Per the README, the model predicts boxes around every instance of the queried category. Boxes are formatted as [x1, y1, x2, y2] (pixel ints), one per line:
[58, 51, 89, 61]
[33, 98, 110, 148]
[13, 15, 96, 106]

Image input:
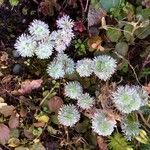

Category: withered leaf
[0, 105, 15, 117]
[143, 83, 150, 94]
[18, 79, 43, 94]
[9, 112, 19, 129]
[97, 136, 108, 150]
[88, 5, 106, 28]
[48, 96, 63, 113]
[88, 35, 104, 52]
[0, 124, 10, 145]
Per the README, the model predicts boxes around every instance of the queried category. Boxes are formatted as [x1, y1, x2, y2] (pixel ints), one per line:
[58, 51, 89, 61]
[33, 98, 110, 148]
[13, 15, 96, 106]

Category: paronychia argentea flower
[35, 39, 54, 59]
[93, 55, 117, 81]
[112, 85, 142, 113]
[76, 58, 94, 77]
[28, 19, 50, 41]
[58, 104, 80, 127]
[57, 53, 75, 74]
[92, 111, 116, 136]
[56, 15, 74, 30]
[14, 34, 36, 57]
[47, 60, 65, 79]
[64, 81, 83, 99]
[121, 116, 140, 141]
[77, 93, 95, 109]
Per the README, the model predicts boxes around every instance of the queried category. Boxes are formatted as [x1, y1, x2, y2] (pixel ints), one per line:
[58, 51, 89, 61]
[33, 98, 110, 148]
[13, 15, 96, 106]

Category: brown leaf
[1, 75, 13, 84]
[8, 138, 20, 147]
[20, 107, 28, 118]
[74, 21, 86, 32]
[48, 96, 63, 113]
[0, 124, 10, 145]
[24, 129, 34, 140]
[143, 83, 150, 94]
[39, 0, 60, 16]
[34, 122, 45, 128]
[88, 36, 104, 52]
[88, 5, 106, 28]
[97, 136, 108, 150]
[8, 112, 19, 129]
[18, 79, 43, 94]
[0, 105, 15, 117]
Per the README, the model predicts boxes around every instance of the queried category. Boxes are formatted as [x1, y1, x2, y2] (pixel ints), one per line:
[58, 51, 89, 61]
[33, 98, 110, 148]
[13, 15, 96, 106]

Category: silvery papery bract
[58, 104, 80, 127]
[76, 58, 94, 77]
[121, 116, 140, 141]
[92, 112, 116, 136]
[35, 39, 54, 59]
[77, 93, 95, 109]
[56, 15, 74, 30]
[47, 54, 75, 79]
[54, 29, 74, 53]
[57, 53, 75, 74]
[135, 86, 149, 106]
[112, 85, 142, 114]
[28, 19, 50, 41]
[47, 60, 65, 79]
[93, 55, 117, 81]
[64, 81, 83, 99]
[14, 34, 36, 57]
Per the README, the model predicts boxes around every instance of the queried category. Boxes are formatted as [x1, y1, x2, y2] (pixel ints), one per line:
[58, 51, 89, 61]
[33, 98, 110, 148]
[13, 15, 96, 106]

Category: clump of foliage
[92, 111, 116, 136]
[58, 104, 80, 127]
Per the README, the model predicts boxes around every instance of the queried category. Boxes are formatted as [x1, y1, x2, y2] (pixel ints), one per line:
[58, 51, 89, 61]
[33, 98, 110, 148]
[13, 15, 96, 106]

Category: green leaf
[99, 0, 124, 11]
[134, 26, 150, 39]
[9, 0, 19, 6]
[141, 9, 150, 20]
[15, 147, 29, 150]
[75, 119, 90, 133]
[106, 28, 122, 42]
[115, 42, 128, 56]
[47, 126, 57, 135]
[108, 133, 133, 150]
[29, 142, 45, 150]
[124, 24, 134, 42]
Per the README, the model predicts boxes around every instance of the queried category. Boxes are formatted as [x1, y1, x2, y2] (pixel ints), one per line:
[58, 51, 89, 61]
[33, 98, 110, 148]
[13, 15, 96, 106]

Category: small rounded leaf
[48, 96, 63, 113]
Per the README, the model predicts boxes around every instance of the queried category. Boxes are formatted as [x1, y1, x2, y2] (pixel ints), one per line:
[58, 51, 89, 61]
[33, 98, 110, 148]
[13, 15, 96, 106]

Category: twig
[64, 126, 70, 143]
[79, 0, 85, 18]
[114, 51, 142, 86]
[84, 0, 89, 12]
[138, 111, 150, 128]
[39, 83, 57, 106]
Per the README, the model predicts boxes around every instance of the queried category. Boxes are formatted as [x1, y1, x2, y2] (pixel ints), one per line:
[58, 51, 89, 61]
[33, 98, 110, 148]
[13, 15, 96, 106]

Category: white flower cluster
[14, 15, 74, 58]
[112, 85, 149, 114]
[58, 81, 95, 127]
[121, 116, 140, 141]
[76, 55, 117, 80]
[92, 111, 116, 136]
[47, 53, 75, 79]
[58, 104, 80, 127]
[64, 81, 95, 109]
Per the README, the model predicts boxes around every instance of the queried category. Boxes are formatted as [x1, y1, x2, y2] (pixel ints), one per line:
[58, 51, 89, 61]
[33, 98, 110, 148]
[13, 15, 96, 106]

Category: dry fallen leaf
[18, 79, 43, 94]
[0, 123, 10, 145]
[97, 136, 108, 150]
[48, 96, 63, 113]
[88, 5, 107, 28]
[8, 138, 20, 147]
[143, 83, 150, 94]
[74, 21, 86, 32]
[35, 115, 49, 123]
[39, 0, 60, 16]
[9, 112, 19, 129]
[0, 105, 15, 117]
[88, 35, 105, 52]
